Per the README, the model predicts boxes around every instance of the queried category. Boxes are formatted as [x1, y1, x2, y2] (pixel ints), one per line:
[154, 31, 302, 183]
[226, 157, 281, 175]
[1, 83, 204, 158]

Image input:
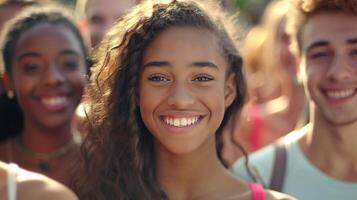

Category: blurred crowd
[0, 0, 356, 199]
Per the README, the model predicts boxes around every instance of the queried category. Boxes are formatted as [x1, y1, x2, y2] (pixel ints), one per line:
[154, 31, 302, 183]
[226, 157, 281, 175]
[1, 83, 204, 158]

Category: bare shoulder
[16, 168, 78, 200]
[265, 190, 297, 200]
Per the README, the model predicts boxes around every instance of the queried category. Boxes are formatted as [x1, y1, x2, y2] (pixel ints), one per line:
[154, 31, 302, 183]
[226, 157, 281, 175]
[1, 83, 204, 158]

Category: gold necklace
[14, 135, 78, 171]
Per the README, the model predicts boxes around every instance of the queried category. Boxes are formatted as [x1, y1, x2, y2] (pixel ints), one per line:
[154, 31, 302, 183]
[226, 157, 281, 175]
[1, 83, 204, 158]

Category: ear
[224, 73, 237, 108]
[1, 73, 13, 92]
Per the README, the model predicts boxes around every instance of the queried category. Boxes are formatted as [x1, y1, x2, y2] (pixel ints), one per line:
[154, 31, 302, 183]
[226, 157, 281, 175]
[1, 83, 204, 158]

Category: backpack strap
[269, 142, 287, 192]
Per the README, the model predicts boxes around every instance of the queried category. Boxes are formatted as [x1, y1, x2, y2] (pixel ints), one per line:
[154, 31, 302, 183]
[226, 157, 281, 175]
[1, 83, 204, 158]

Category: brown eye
[350, 49, 357, 56]
[62, 60, 79, 70]
[23, 63, 40, 72]
[19, 57, 43, 74]
[193, 75, 214, 82]
[58, 53, 81, 72]
[148, 74, 170, 82]
[310, 52, 330, 59]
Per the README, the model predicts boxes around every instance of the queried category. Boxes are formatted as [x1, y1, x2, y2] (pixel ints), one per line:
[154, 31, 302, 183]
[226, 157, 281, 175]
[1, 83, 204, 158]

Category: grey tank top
[7, 163, 18, 200]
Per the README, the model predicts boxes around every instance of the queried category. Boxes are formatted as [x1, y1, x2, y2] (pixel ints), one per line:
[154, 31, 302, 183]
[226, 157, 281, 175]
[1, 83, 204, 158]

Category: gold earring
[7, 90, 14, 99]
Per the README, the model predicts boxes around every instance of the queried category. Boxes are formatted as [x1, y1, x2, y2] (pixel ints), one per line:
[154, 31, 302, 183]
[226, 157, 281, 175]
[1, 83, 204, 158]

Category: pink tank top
[249, 105, 263, 151]
[249, 182, 265, 200]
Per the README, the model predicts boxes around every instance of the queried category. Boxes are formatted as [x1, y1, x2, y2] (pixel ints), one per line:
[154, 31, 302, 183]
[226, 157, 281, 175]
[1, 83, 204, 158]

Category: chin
[327, 117, 357, 126]
[156, 140, 202, 156]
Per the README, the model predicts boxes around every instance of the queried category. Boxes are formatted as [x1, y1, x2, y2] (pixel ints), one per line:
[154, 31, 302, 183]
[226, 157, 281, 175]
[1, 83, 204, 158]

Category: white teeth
[187, 118, 192, 125]
[326, 89, 354, 99]
[163, 116, 199, 127]
[42, 96, 67, 106]
[173, 119, 180, 126]
[180, 118, 188, 126]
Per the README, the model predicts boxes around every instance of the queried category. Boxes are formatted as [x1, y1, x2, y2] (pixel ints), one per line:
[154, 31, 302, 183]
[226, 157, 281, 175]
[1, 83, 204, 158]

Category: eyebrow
[191, 61, 218, 69]
[60, 50, 80, 56]
[306, 38, 357, 52]
[142, 61, 171, 68]
[142, 61, 219, 69]
[18, 52, 41, 61]
[306, 41, 329, 52]
[18, 50, 80, 61]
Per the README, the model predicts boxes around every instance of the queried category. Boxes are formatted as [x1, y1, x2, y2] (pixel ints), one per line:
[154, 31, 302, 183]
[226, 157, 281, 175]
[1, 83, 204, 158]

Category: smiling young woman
[0, 5, 89, 187]
[71, 1, 296, 200]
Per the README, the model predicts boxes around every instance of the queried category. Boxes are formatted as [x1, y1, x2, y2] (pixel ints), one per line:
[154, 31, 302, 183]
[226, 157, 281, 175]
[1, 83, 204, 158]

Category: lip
[321, 87, 357, 104]
[158, 111, 207, 134]
[39, 93, 71, 112]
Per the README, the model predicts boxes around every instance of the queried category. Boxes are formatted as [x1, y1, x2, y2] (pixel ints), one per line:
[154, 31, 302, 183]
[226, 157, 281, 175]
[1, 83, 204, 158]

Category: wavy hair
[72, 0, 246, 199]
[287, 0, 357, 56]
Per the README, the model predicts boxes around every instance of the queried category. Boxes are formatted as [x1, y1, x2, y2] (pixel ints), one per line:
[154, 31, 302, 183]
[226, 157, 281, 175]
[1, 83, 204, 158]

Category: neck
[155, 138, 229, 200]
[21, 120, 73, 153]
[300, 107, 357, 181]
[310, 111, 357, 158]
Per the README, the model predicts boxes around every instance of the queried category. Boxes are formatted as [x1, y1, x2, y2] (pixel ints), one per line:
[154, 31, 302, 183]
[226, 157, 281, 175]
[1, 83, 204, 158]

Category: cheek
[305, 67, 324, 95]
[138, 89, 161, 137]
[12, 79, 34, 111]
[306, 65, 324, 81]
[198, 84, 227, 115]
[138, 86, 158, 120]
[68, 74, 86, 96]
[12, 72, 34, 96]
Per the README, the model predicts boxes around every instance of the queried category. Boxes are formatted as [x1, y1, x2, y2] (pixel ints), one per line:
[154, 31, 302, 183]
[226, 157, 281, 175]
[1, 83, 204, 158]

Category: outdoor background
[55, 0, 273, 27]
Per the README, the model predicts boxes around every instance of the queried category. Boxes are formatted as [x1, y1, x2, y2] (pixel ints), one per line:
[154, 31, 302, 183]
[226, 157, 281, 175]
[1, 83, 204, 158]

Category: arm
[266, 190, 297, 200]
[17, 169, 78, 200]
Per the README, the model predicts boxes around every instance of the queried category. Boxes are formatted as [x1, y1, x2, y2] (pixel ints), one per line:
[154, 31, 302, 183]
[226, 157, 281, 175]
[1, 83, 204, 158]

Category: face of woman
[8, 23, 86, 130]
[139, 27, 236, 155]
[276, 18, 297, 77]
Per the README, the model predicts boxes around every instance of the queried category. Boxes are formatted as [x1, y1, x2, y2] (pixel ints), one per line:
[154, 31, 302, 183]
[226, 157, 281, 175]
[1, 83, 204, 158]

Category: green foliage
[234, 0, 250, 10]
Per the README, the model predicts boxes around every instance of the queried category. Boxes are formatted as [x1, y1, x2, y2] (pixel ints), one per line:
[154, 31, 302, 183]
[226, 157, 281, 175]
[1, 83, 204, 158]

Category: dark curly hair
[0, 5, 89, 140]
[72, 0, 247, 199]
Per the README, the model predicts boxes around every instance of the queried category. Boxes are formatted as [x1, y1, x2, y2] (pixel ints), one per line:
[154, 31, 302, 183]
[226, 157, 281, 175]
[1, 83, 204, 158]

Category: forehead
[301, 12, 357, 52]
[143, 27, 224, 63]
[14, 23, 83, 56]
[86, 0, 136, 16]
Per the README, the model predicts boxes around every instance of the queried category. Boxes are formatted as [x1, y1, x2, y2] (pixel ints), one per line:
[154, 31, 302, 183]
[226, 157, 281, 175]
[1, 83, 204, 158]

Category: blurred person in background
[0, 5, 88, 187]
[222, 0, 307, 165]
[75, 0, 138, 48]
[72, 0, 138, 134]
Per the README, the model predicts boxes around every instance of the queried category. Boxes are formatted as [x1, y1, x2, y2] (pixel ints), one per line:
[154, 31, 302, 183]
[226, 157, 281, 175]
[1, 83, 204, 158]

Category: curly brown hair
[72, 0, 246, 199]
[287, 0, 357, 55]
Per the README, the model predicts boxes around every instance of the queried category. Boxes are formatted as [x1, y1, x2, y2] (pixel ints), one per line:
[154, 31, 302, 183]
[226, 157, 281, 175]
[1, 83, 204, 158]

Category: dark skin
[0, 23, 86, 187]
[0, 4, 24, 95]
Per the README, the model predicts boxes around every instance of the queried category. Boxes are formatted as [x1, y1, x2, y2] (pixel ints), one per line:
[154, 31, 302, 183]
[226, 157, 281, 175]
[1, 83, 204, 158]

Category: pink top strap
[249, 105, 263, 151]
[249, 182, 266, 200]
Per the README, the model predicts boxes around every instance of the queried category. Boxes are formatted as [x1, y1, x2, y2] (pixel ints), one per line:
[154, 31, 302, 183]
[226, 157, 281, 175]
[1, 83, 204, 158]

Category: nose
[167, 82, 195, 108]
[327, 54, 352, 82]
[42, 63, 65, 86]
